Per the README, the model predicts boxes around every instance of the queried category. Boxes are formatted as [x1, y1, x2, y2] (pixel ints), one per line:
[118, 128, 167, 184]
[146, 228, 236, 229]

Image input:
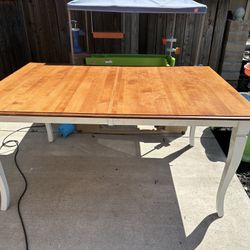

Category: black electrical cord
[0, 125, 45, 250]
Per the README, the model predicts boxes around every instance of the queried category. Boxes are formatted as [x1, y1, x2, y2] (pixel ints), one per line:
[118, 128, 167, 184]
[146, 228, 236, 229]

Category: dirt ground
[211, 127, 250, 198]
[237, 167, 250, 198]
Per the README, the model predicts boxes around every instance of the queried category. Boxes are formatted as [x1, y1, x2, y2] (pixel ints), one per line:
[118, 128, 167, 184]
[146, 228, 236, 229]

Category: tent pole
[68, 9, 75, 64]
[169, 13, 176, 56]
[172, 13, 176, 36]
[90, 11, 94, 33]
[194, 14, 205, 65]
[122, 13, 125, 34]
[122, 13, 126, 52]
[85, 11, 90, 53]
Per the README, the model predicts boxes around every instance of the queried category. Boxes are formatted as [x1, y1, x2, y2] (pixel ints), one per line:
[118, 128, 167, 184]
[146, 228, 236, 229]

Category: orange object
[162, 37, 167, 45]
[244, 62, 250, 76]
[92, 32, 124, 39]
[175, 47, 181, 55]
[0, 63, 250, 119]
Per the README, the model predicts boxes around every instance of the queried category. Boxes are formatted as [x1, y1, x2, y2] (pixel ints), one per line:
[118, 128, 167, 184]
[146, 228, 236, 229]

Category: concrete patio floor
[0, 123, 249, 250]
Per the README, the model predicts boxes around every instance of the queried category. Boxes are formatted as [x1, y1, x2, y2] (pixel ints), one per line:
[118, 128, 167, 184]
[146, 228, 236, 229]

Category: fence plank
[0, 0, 30, 79]
[146, 14, 158, 53]
[138, 14, 148, 53]
[199, 0, 218, 65]
[130, 14, 139, 53]
[208, 0, 230, 71]
[174, 14, 186, 65]
[155, 13, 165, 54]
[54, 0, 69, 62]
[244, 0, 250, 21]
[182, 14, 195, 65]
[124, 13, 131, 53]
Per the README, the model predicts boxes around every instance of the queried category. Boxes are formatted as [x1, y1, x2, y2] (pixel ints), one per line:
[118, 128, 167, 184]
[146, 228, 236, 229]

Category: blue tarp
[67, 0, 207, 14]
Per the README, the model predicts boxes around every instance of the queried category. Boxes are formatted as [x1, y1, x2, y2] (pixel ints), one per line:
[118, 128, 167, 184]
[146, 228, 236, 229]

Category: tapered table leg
[189, 126, 196, 146]
[216, 124, 249, 217]
[45, 123, 54, 142]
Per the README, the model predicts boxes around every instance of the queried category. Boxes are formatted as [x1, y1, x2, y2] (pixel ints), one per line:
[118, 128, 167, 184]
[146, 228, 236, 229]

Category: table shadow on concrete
[200, 128, 226, 163]
[0, 129, 219, 250]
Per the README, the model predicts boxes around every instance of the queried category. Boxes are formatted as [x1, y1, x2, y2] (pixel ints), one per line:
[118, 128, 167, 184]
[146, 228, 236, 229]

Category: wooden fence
[0, 0, 30, 79]
[0, 0, 229, 80]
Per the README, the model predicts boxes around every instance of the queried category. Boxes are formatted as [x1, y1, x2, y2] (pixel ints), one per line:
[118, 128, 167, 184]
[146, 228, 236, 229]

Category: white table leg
[189, 126, 196, 146]
[45, 123, 54, 142]
[0, 160, 10, 211]
[216, 124, 249, 217]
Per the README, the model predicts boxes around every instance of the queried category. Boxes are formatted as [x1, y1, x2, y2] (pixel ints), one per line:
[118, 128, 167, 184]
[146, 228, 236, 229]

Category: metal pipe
[68, 9, 75, 64]
[121, 13, 126, 52]
[122, 13, 126, 34]
[171, 13, 176, 36]
[85, 11, 90, 53]
[194, 14, 206, 65]
[90, 11, 94, 33]
[169, 13, 176, 56]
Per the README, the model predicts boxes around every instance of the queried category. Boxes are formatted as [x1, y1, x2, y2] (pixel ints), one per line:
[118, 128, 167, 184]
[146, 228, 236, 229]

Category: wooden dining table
[0, 62, 250, 217]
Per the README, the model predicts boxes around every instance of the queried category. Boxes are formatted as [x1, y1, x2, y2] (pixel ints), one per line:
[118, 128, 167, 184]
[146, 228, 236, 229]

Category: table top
[0, 63, 250, 120]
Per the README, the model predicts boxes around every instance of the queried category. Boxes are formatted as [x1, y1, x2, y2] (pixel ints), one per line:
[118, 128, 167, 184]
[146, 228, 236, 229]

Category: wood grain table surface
[0, 63, 250, 120]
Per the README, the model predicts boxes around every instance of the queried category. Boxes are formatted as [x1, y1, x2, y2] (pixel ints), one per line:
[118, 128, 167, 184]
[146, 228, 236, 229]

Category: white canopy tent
[67, 0, 207, 64]
[67, 0, 207, 14]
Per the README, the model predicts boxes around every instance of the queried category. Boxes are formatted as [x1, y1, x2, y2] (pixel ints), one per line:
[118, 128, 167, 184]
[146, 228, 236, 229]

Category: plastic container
[58, 124, 76, 137]
[244, 62, 250, 76]
[240, 92, 250, 162]
[71, 20, 83, 53]
[85, 54, 175, 67]
[242, 137, 250, 162]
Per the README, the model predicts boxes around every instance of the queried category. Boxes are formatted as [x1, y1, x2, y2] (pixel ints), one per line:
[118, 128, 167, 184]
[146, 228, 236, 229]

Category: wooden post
[17, 0, 32, 61]
[244, 0, 250, 20]
[130, 13, 139, 53]
[208, 0, 230, 71]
